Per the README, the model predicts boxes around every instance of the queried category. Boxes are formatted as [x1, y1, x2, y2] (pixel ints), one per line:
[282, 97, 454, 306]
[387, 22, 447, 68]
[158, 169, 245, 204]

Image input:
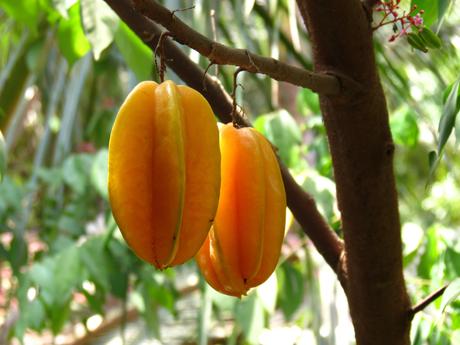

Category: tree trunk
[296, 1, 411, 344]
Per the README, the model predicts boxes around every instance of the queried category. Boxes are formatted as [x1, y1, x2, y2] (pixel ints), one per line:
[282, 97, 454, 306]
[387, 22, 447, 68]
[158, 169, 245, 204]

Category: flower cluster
[373, 0, 424, 42]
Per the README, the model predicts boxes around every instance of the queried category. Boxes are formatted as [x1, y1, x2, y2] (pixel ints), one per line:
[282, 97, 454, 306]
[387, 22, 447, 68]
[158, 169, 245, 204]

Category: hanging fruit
[108, 80, 221, 269]
[196, 123, 286, 297]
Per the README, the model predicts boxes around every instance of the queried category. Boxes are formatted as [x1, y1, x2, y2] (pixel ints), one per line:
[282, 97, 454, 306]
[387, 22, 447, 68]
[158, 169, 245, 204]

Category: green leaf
[0, 0, 42, 32]
[80, 0, 119, 60]
[57, 2, 91, 65]
[234, 293, 265, 344]
[139, 268, 177, 337]
[244, 0, 256, 17]
[419, 27, 442, 49]
[254, 109, 302, 168]
[80, 237, 111, 291]
[411, 0, 438, 27]
[437, 0, 451, 26]
[51, 0, 77, 19]
[62, 154, 92, 194]
[297, 87, 321, 114]
[417, 227, 439, 279]
[108, 261, 128, 299]
[91, 149, 109, 200]
[50, 301, 71, 334]
[53, 245, 82, 302]
[0, 130, 6, 182]
[26, 300, 46, 331]
[81, 286, 105, 314]
[29, 260, 56, 307]
[29, 245, 82, 311]
[277, 262, 304, 320]
[445, 248, 460, 278]
[0, 177, 24, 215]
[9, 234, 28, 275]
[440, 279, 460, 313]
[390, 107, 419, 147]
[209, 287, 237, 312]
[302, 171, 336, 220]
[438, 79, 460, 153]
[407, 33, 428, 53]
[114, 22, 154, 81]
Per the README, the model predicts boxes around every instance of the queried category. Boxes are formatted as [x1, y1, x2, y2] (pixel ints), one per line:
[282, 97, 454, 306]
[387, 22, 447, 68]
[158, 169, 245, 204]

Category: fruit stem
[231, 67, 246, 128]
[155, 31, 173, 82]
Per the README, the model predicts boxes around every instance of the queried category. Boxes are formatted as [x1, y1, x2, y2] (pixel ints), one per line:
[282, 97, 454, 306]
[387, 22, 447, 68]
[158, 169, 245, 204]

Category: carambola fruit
[108, 80, 221, 269]
[196, 123, 287, 297]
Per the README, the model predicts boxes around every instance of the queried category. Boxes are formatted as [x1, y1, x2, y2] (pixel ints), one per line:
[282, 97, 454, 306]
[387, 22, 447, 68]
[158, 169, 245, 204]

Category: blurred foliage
[0, 0, 459, 344]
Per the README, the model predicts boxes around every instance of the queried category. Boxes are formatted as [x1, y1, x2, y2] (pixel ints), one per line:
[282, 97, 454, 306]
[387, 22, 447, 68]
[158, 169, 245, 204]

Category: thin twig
[409, 283, 449, 317]
[231, 68, 246, 127]
[154, 31, 173, 82]
[201, 61, 215, 91]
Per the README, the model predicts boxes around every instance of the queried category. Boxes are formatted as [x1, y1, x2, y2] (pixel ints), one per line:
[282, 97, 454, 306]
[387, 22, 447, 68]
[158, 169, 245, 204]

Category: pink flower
[413, 14, 423, 26]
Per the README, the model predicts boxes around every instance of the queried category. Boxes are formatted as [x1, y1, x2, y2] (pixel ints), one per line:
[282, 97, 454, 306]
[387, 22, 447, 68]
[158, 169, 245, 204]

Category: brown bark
[296, 1, 411, 344]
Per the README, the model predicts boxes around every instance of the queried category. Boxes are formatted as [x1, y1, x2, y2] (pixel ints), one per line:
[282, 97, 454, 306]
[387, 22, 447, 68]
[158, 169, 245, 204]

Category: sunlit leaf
[62, 154, 92, 194]
[53, 245, 82, 302]
[302, 171, 336, 220]
[26, 300, 46, 331]
[445, 248, 460, 278]
[402, 222, 424, 266]
[390, 107, 419, 147]
[417, 227, 439, 279]
[438, 79, 460, 153]
[411, 0, 438, 27]
[80, 237, 111, 291]
[440, 279, 460, 313]
[297, 87, 321, 114]
[254, 109, 302, 168]
[235, 293, 265, 344]
[80, 0, 119, 60]
[57, 2, 91, 65]
[244, 0, 256, 17]
[91, 149, 108, 200]
[209, 286, 237, 311]
[0, 0, 42, 32]
[437, 0, 451, 28]
[114, 22, 153, 81]
[51, 0, 77, 19]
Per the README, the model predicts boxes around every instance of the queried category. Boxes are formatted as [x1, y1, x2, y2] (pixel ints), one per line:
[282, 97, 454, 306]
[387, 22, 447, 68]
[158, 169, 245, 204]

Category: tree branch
[131, 0, 343, 95]
[104, 0, 344, 276]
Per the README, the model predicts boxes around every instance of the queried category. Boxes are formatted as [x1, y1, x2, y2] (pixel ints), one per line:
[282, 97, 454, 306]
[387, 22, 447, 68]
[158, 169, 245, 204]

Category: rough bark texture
[296, 0, 411, 344]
